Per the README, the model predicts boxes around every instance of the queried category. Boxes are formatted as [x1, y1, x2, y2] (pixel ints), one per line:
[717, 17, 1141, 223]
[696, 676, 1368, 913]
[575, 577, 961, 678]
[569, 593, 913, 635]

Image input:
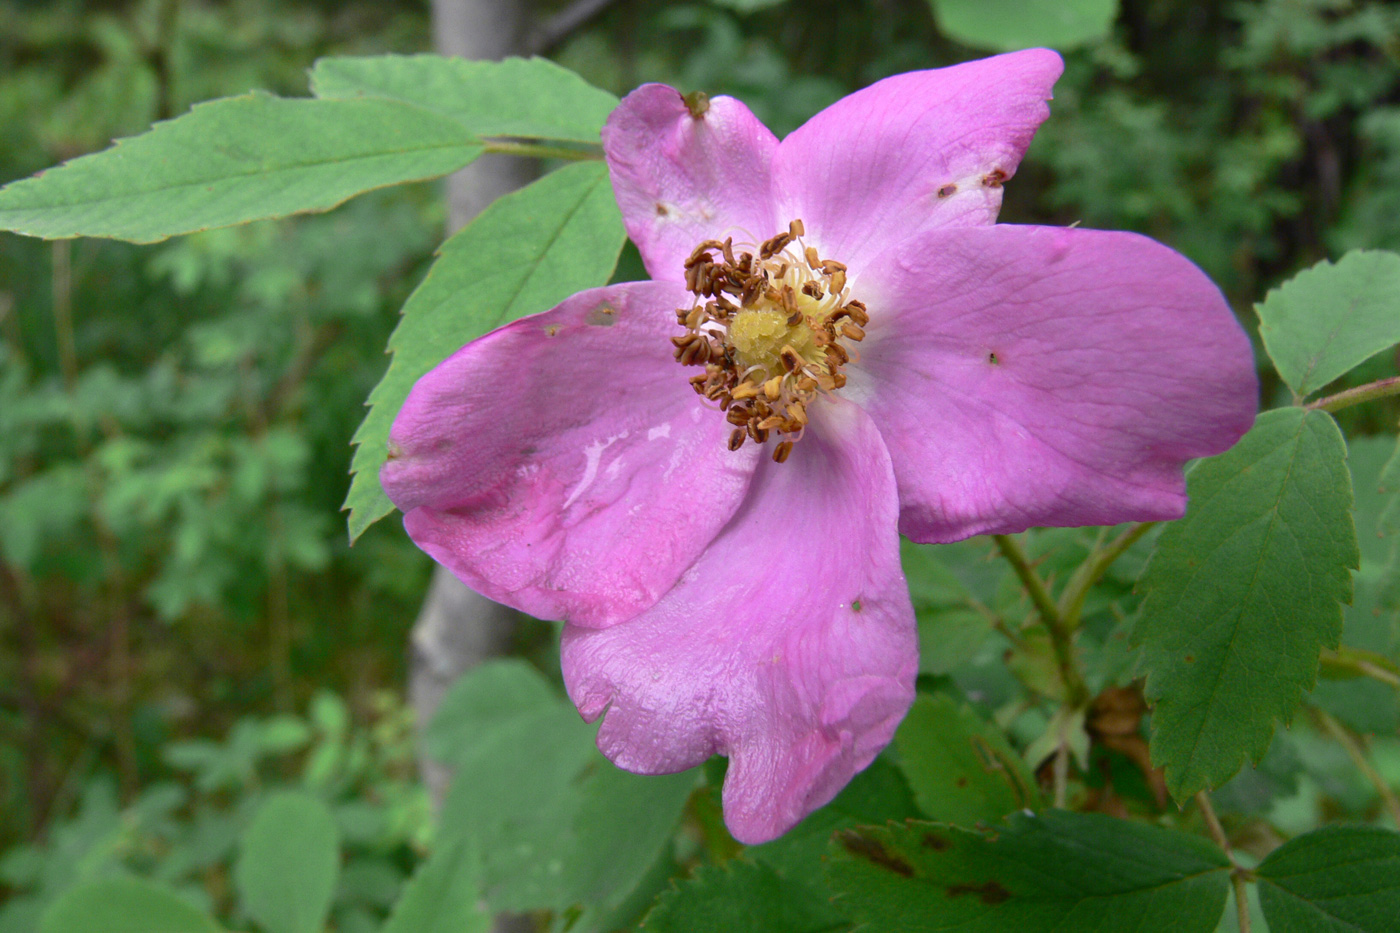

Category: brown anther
[801, 281, 823, 299]
[731, 381, 761, 400]
[728, 429, 746, 451]
[757, 414, 786, 431]
[779, 346, 804, 372]
[726, 408, 749, 426]
[829, 270, 847, 294]
[763, 376, 782, 400]
[754, 427, 769, 443]
[831, 371, 847, 389]
[786, 310, 803, 326]
[845, 301, 869, 326]
[747, 420, 764, 442]
[805, 246, 821, 269]
[826, 342, 849, 365]
[840, 322, 865, 341]
[671, 335, 691, 348]
[786, 402, 808, 425]
[773, 440, 794, 463]
[722, 238, 736, 266]
[789, 219, 805, 238]
[820, 259, 846, 274]
[796, 376, 819, 393]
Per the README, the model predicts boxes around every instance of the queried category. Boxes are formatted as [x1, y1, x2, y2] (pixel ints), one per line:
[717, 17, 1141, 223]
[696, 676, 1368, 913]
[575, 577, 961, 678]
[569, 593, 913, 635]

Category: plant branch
[1306, 375, 1400, 413]
[1233, 874, 1253, 933]
[1058, 522, 1157, 629]
[1196, 791, 1253, 932]
[992, 534, 1089, 707]
[481, 138, 605, 161]
[1312, 707, 1400, 830]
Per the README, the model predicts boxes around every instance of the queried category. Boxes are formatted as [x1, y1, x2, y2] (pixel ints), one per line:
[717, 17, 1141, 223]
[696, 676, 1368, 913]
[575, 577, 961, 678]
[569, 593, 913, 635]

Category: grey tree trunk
[414, 0, 534, 805]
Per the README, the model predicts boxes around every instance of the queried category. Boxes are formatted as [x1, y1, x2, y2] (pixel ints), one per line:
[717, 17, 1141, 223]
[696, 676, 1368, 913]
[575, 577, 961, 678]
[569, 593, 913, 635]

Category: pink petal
[602, 84, 779, 282]
[381, 282, 760, 627]
[849, 225, 1258, 543]
[561, 401, 917, 845]
[772, 49, 1063, 273]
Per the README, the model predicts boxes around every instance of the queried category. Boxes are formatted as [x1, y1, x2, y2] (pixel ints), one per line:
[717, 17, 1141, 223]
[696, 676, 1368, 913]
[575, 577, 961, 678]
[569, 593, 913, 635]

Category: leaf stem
[1306, 375, 1400, 414]
[481, 138, 605, 161]
[1233, 874, 1253, 933]
[1319, 647, 1400, 689]
[1197, 791, 1253, 932]
[1057, 522, 1158, 629]
[1312, 707, 1400, 830]
[992, 534, 1089, 707]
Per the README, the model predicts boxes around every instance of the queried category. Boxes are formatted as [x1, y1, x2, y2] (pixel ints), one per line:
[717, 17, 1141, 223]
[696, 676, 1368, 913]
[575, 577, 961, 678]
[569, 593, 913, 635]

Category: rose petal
[772, 49, 1063, 273]
[561, 401, 917, 844]
[848, 224, 1258, 542]
[602, 84, 780, 282]
[381, 281, 760, 626]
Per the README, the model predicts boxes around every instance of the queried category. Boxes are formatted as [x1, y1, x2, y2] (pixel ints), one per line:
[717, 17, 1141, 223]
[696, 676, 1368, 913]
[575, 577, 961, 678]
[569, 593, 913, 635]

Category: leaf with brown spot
[825, 811, 1230, 932]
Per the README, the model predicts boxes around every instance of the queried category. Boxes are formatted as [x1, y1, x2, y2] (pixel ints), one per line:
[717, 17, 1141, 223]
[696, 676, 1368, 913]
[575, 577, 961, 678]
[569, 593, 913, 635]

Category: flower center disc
[672, 220, 868, 463]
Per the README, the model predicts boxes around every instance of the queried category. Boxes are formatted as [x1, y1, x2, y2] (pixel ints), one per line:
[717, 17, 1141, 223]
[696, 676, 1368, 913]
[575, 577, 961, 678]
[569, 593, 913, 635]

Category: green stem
[1312, 707, 1400, 831]
[992, 534, 1089, 706]
[1320, 647, 1400, 689]
[1057, 522, 1157, 629]
[1306, 375, 1400, 414]
[1196, 791, 1253, 932]
[481, 138, 605, 161]
[1233, 874, 1253, 933]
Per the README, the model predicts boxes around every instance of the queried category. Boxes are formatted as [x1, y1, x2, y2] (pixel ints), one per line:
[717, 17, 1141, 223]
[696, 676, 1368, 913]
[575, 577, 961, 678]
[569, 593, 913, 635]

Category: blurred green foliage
[3, 0, 1400, 930]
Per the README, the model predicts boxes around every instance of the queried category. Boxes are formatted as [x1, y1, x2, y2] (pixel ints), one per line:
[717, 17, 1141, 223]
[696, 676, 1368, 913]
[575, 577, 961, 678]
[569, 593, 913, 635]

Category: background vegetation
[2, 1, 1398, 931]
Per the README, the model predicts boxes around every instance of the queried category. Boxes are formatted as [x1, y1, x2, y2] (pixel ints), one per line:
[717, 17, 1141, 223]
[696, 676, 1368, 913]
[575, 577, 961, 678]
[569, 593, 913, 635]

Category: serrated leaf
[380, 839, 491, 933]
[311, 55, 617, 143]
[39, 877, 221, 933]
[0, 94, 480, 242]
[825, 811, 1230, 932]
[1257, 825, 1400, 932]
[344, 160, 625, 538]
[929, 0, 1117, 51]
[893, 694, 1038, 824]
[234, 791, 340, 933]
[1135, 407, 1357, 800]
[642, 860, 842, 933]
[1380, 435, 1399, 540]
[1257, 250, 1400, 398]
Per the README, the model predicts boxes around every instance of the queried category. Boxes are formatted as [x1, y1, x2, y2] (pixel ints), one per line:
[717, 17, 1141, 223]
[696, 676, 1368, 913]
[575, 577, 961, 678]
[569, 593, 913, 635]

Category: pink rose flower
[381, 49, 1257, 844]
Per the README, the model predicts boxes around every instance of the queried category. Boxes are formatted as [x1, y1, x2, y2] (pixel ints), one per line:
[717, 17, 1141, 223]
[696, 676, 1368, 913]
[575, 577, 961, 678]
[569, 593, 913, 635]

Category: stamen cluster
[671, 219, 869, 463]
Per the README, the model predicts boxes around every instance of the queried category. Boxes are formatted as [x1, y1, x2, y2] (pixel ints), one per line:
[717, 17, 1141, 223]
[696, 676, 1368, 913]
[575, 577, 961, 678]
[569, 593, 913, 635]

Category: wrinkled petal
[849, 225, 1258, 542]
[561, 401, 917, 844]
[382, 282, 760, 626]
[603, 84, 779, 282]
[772, 49, 1063, 273]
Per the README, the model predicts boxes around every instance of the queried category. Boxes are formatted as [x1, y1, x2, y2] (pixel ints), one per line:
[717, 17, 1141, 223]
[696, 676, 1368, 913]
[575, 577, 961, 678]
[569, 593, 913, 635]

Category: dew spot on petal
[937, 183, 958, 198]
[655, 202, 670, 217]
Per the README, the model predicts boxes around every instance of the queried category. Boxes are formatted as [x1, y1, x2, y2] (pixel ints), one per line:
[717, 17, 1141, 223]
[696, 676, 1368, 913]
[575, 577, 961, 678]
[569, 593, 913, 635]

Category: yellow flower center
[671, 220, 868, 462]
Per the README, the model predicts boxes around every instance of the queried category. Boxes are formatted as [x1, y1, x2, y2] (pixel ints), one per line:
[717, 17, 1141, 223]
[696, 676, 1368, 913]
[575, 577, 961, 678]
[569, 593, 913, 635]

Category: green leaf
[380, 839, 491, 933]
[1380, 434, 1400, 541]
[901, 539, 996, 675]
[642, 860, 843, 933]
[1257, 825, 1400, 932]
[893, 694, 1038, 824]
[825, 811, 1230, 932]
[1135, 407, 1357, 800]
[39, 878, 221, 933]
[928, 0, 1117, 51]
[1257, 250, 1400, 398]
[310, 55, 617, 143]
[344, 160, 626, 538]
[433, 663, 693, 914]
[1312, 435, 1400, 733]
[0, 94, 480, 242]
[234, 791, 340, 933]
[423, 658, 557, 763]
